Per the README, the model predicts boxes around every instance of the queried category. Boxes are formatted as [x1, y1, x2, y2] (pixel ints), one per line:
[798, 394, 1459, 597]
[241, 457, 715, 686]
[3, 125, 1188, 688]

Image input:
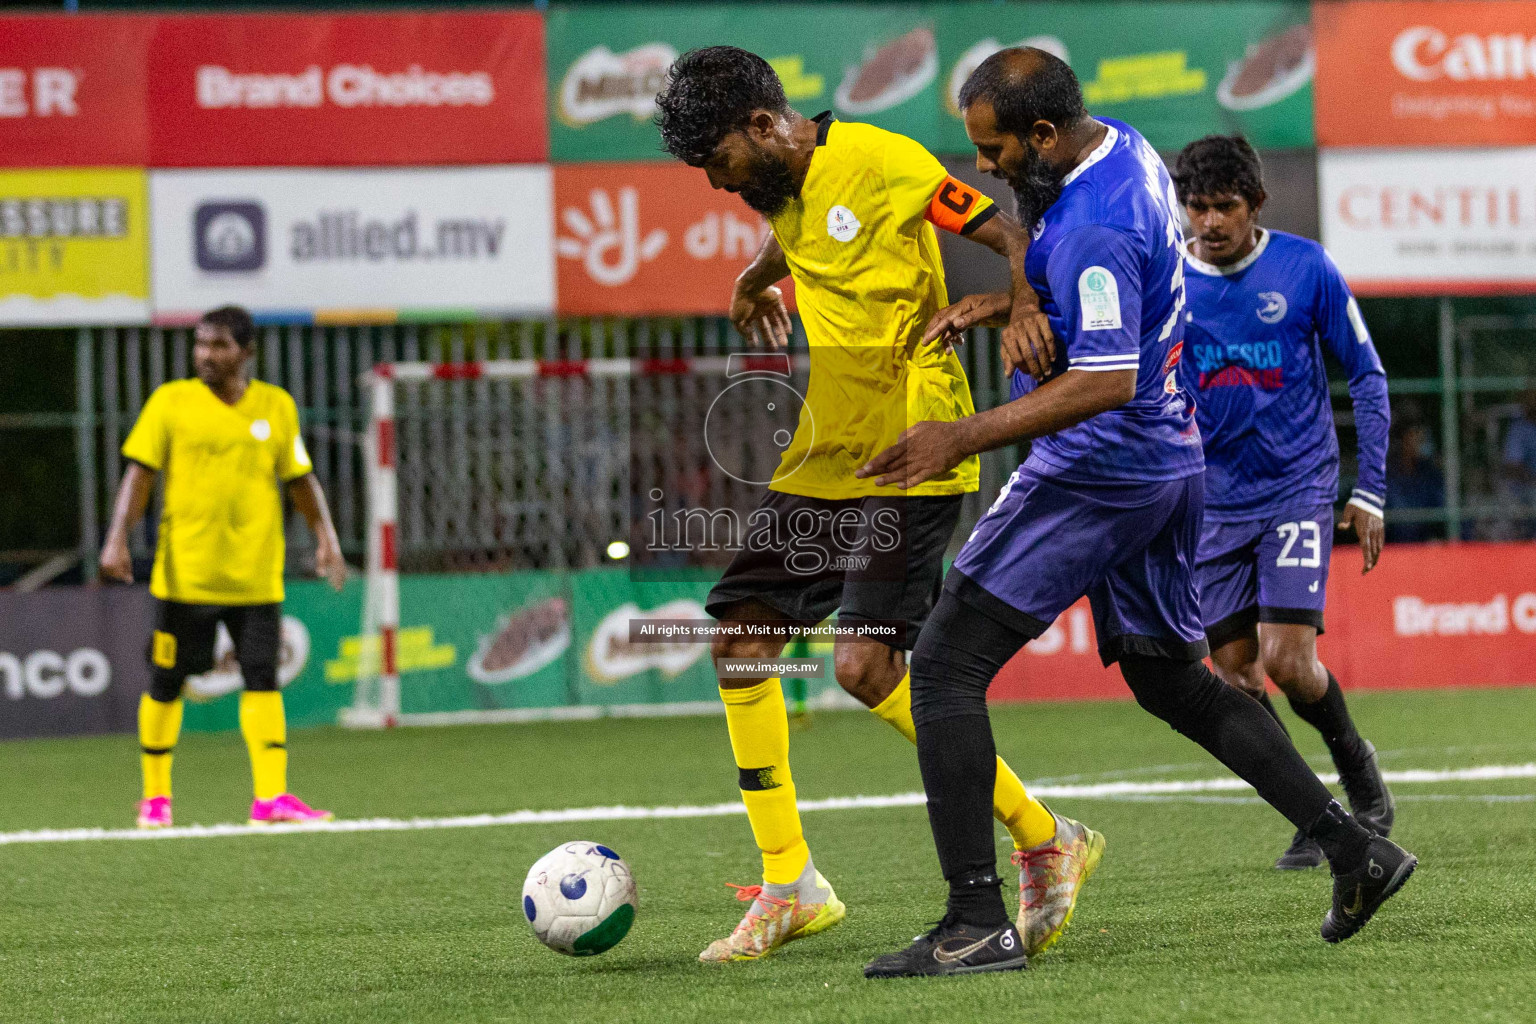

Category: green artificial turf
[2, 688, 1534, 1023]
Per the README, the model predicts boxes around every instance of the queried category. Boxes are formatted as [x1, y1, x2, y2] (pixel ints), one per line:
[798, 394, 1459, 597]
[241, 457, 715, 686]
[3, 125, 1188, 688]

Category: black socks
[915, 714, 1010, 926]
[1305, 798, 1374, 871]
[1119, 654, 1337, 832]
[1288, 672, 1367, 767]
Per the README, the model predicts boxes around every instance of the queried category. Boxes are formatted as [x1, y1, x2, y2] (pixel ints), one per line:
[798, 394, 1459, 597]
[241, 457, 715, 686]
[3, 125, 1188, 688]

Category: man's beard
[1007, 146, 1064, 230]
[738, 151, 799, 217]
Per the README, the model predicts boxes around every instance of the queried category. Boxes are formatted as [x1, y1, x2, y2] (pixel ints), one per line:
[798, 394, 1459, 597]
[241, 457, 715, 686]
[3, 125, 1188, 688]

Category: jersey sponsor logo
[249, 418, 272, 441]
[826, 204, 860, 243]
[1257, 291, 1287, 324]
[1189, 336, 1285, 392]
[1077, 266, 1122, 331]
[1162, 340, 1184, 373]
[1164, 369, 1179, 395]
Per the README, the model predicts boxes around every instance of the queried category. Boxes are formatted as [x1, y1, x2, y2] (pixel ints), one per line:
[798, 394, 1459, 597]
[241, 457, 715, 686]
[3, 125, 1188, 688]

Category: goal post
[343, 354, 812, 728]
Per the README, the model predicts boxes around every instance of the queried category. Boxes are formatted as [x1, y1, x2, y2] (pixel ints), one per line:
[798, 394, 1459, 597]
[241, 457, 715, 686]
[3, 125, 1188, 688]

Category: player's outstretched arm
[858, 368, 1135, 489]
[729, 233, 794, 351]
[99, 462, 157, 583]
[288, 474, 347, 592]
[964, 214, 1055, 379]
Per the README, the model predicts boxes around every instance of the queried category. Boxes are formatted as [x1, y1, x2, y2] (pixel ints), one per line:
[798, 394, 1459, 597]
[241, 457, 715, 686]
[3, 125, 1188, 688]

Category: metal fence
[73, 317, 1024, 576]
[45, 303, 1536, 581]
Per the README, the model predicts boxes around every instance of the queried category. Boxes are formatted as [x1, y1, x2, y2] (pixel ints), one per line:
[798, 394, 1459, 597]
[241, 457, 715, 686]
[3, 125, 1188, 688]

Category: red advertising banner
[993, 542, 1536, 702]
[147, 12, 546, 167]
[0, 14, 154, 167]
[554, 162, 795, 316]
[1315, 1, 1536, 147]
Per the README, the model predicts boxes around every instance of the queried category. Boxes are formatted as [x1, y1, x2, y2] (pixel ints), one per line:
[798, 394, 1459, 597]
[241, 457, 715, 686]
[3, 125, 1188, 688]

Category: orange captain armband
[924, 176, 997, 236]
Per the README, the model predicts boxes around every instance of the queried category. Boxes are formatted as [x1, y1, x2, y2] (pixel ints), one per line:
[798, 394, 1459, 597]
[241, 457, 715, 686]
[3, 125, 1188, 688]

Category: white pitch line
[2, 763, 1531, 847]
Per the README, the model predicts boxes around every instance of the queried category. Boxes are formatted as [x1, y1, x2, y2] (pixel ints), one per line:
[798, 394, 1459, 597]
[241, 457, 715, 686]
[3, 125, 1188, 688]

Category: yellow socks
[720, 680, 809, 885]
[239, 691, 288, 802]
[993, 760, 1058, 850]
[870, 674, 1057, 850]
[139, 694, 183, 800]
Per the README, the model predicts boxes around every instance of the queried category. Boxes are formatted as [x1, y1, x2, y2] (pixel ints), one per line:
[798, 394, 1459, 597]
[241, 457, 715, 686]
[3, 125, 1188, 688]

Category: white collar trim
[1061, 122, 1118, 188]
[1183, 228, 1270, 277]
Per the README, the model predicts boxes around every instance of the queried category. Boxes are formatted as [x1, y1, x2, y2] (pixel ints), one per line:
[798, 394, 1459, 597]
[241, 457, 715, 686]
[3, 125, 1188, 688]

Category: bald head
[958, 46, 1087, 139]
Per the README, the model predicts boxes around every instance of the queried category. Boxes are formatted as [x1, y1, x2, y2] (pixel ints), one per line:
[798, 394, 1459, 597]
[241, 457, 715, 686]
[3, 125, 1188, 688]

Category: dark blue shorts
[948, 467, 1209, 666]
[1196, 503, 1333, 648]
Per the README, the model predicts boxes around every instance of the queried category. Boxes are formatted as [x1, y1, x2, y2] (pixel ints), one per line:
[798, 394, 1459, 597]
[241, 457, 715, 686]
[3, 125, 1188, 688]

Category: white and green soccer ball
[521, 841, 637, 956]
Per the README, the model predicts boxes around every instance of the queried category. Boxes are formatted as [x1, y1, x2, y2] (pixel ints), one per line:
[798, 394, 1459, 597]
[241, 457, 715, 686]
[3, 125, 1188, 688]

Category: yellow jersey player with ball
[656, 46, 1102, 964]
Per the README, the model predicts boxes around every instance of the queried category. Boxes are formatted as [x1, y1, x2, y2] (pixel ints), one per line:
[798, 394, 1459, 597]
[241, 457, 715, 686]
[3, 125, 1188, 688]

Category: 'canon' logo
[1391, 27, 1536, 82]
[0, 648, 111, 699]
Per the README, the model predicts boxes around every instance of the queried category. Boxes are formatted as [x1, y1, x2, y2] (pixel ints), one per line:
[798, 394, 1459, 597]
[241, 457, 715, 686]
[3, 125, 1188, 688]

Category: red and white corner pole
[368, 367, 401, 727]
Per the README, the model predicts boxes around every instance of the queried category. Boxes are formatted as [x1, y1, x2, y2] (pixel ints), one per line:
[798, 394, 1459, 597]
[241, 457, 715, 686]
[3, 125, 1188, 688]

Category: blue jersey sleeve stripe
[1351, 487, 1384, 505]
[1071, 362, 1140, 372]
[1071, 353, 1140, 364]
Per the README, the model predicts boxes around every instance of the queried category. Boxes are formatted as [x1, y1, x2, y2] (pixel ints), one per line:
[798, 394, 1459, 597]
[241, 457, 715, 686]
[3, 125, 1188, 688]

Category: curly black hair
[655, 46, 789, 165]
[957, 47, 1087, 137]
[200, 305, 255, 349]
[1172, 135, 1266, 207]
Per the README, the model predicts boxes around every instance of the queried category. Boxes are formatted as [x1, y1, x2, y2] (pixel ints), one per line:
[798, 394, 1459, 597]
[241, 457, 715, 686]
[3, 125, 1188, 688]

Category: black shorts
[704, 491, 965, 650]
[147, 599, 281, 701]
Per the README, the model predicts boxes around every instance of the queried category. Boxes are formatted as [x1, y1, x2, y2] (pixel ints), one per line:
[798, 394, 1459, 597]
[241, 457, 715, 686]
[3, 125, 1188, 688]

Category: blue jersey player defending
[1174, 136, 1396, 871]
[857, 50, 1415, 979]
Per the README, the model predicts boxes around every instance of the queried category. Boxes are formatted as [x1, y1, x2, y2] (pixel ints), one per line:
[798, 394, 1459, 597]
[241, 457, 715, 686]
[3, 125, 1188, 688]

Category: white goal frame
[341, 354, 809, 728]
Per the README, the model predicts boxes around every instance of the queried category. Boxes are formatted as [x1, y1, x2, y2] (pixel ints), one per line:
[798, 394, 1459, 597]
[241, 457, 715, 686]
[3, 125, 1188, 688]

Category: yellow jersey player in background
[656, 46, 1100, 963]
[100, 306, 347, 829]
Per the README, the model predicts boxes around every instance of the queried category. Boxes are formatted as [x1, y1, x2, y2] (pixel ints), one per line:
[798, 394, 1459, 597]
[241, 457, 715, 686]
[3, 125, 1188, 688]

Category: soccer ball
[521, 841, 637, 956]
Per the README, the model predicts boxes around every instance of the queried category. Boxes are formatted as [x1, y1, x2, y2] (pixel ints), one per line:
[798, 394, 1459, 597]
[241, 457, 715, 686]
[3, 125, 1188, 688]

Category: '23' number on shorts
[1275, 521, 1321, 568]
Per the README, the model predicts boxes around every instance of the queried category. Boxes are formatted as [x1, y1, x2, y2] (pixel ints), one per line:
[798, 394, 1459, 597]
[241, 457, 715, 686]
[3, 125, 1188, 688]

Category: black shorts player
[100, 304, 346, 828]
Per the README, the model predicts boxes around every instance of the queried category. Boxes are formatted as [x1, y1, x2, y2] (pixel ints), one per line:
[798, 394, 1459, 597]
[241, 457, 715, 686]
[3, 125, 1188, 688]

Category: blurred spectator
[1497, 388, 1536, 538]
[1385, 419, 1444, 543]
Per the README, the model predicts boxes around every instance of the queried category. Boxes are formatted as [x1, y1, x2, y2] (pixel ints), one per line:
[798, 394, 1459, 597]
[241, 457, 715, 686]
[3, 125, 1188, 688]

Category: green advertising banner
[546, 2, 1315, 161]
[179, 568, 843, 731]
[934, 1, 1314, 152]
[547, 3, 943, 161]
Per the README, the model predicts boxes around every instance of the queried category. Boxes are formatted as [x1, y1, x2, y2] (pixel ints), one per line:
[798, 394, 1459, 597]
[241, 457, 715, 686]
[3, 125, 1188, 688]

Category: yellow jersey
[121, 378, 312, 605]
[768, 115, 995, 499]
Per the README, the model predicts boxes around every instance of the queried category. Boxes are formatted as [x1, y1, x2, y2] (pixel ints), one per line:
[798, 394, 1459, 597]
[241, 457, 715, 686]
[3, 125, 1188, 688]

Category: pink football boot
[248, 793, 334, 825]
[136, 796, 172, 829]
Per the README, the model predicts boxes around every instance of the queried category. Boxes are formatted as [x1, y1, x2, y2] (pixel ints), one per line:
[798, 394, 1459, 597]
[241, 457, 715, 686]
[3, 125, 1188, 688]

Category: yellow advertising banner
[0, 168, 149, 325]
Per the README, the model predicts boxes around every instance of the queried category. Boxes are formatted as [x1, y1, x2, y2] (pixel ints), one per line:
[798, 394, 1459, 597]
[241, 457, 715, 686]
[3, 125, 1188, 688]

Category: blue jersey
[1180, 229, 1389, 522]
[1012, 119, 1204, 483]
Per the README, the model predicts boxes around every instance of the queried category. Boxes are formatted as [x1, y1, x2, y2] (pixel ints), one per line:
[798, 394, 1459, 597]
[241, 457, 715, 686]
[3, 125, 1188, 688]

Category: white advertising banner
[149, 167, 553, 321]
[1320, 147, 1536, 296]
